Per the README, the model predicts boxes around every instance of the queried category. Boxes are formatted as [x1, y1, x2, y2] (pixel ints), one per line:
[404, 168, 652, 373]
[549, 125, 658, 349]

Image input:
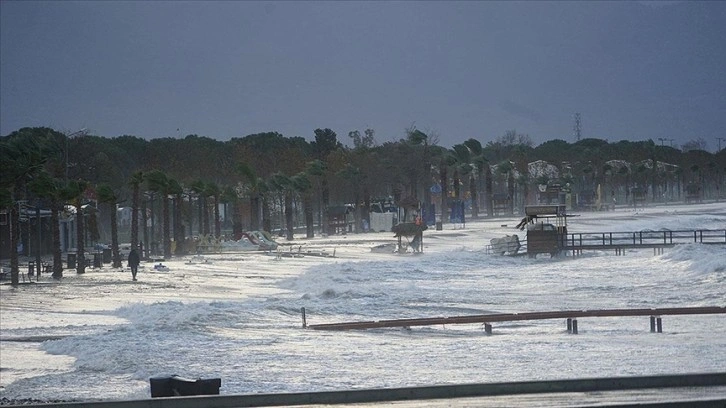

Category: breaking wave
[661, 243, 726, 275]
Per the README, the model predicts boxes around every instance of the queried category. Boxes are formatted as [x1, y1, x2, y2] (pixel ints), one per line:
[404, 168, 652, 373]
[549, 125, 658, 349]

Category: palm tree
[63, 179, 89, 274]
[484, 161, 493, 217]
[337, 164, 362, 233]
[497, 160, 515, 215]
[97, 184, 122, 268]
[432, 147, 456, 223]
[220, 186, 241, 239]
[270, 172, 295, 240]
[146, 170, 172, 259]
[28, 170, 65, 278]
[237, 163, 263, 231]
[167, 178, 185, 255]
[463, 138, 487, 218]
[141, 192, 150, 259]
[291, 172, 314, 238]
[617, 165, 631, 204]
[312, 128, 342, 236]
[0, 135, 48, 284]
[190, 180, 207, 236]
[303, 159, 326, 236]
[204, 182, 221, 238]
[450, 144, 472, 201]
[128, 171, 144, 250]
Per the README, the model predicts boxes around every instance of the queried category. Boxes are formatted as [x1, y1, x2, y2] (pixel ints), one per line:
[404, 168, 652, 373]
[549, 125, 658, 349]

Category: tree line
[1, 126, 724, 285]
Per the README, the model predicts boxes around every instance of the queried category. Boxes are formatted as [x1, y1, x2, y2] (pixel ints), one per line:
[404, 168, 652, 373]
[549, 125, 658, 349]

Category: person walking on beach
[127, 248, 140, 281]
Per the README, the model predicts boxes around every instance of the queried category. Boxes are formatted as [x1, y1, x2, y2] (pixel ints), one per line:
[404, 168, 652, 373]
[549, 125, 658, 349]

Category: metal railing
[565, 229, 726, 249]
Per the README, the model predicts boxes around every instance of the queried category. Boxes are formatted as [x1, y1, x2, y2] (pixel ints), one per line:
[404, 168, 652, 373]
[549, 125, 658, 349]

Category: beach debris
[371, 243, 397, 253]
[153, 263, 170, 272]
[186, 255, 210, 264]
[490, 234, 521, 255]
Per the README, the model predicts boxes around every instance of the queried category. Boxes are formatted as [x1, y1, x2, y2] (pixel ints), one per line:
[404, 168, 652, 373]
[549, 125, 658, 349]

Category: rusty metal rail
[306, 306, 725, 331]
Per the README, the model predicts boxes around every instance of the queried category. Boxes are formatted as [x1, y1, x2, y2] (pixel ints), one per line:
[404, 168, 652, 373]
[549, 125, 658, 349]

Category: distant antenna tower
[573, 112, 582, 141]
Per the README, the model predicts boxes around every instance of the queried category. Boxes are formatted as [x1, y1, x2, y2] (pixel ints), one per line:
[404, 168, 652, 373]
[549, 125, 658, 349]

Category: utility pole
[573, 113, 582, 142]
[717, 137, 725, 152]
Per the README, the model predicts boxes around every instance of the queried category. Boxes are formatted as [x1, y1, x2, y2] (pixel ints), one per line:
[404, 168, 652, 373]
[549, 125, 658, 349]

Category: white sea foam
[661, 243, 726, 275]
[1, 202, 725, 401]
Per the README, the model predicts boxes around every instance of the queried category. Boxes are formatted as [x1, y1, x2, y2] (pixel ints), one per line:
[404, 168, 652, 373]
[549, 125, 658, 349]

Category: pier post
[484, 323, 492, 334]
[571, 319, 578, 334]
[656, 317, 662, 333]
[301, 307, 307, 328]
[567, 318, 572, 332]
[650, 316, 656, 332]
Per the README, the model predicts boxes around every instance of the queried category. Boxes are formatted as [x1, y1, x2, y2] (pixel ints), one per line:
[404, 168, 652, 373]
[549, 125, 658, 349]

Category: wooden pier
[514, 204, 725, 257]
[564, 229, 726, 255]
[305, 306, 726, 332]
[501, 228, 726, 257]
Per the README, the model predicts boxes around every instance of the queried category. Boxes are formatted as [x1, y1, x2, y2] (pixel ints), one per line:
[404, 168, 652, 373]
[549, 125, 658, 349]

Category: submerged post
[301, 307, 307, 328]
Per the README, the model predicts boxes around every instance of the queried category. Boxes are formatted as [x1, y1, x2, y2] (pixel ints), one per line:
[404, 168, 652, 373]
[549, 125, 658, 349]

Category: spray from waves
[272, 246, 534, 321]
[112, 300, 254, 330]
[575, 211, 726, 234]
[39, 299, 286, 382]
[660, 243, 726, 275]
[657, 213, 726, 231]
[281, 247, 525, 292]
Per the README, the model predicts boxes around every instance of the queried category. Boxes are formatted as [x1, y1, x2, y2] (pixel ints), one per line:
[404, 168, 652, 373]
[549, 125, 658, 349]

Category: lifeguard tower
[522, 205, 567, 258]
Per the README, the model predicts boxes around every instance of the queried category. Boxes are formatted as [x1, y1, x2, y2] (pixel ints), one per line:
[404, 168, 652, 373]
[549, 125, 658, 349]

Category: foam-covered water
[1, 203, 725, 402]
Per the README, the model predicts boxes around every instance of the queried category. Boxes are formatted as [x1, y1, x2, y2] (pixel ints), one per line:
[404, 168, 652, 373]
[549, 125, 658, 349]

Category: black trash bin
[149, 377, 173, 397]
[93, 253, 102, 268]
[28, 261, 35, 276]
[67, 253, 76, 269]
[102, 248, 112, 263]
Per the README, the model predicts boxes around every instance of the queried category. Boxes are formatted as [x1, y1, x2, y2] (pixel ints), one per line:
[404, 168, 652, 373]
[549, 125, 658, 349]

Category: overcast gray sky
[1, 1, 725, 149]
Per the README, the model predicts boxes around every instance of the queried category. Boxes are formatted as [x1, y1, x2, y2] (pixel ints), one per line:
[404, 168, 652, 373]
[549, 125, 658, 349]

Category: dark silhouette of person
[128, 249, 140, 281]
